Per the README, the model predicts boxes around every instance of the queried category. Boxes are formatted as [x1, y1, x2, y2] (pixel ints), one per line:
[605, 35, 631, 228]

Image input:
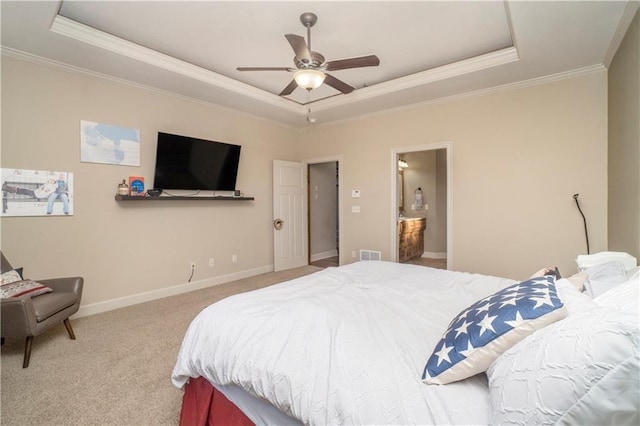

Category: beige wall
[1, 55, 610, 312]
[1, 57, 300, 309]
[608, 8, 640, 259]
[301, 71, 609, 279]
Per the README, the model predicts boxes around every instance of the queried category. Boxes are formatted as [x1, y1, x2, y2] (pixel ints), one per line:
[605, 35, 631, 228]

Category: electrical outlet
[351, 250, 356, 258]
[208, 258, 215, 267]
[232, 254, 238, 263]
[190, 261, 196, 270]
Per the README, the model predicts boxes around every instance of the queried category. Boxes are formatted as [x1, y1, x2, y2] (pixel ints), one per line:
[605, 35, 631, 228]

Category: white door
[273, 160, 308, 271]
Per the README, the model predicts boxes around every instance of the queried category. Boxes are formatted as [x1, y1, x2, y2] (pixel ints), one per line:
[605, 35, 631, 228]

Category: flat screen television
[153, 132, 241, 191]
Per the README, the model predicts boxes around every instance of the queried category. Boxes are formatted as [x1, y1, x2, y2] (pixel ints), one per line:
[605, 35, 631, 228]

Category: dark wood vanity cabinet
[398, 218, 426, 262]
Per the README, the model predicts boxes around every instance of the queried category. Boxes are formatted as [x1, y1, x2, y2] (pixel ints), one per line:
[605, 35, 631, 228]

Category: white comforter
[172, 261, 516, 425]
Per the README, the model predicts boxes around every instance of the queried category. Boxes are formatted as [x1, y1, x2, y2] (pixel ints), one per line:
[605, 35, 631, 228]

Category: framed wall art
[80, 120, 140, 166]
[1, 168, 74, 217]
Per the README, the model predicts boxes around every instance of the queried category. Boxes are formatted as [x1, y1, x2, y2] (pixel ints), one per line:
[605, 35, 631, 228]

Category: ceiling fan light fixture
[294, 69, 325, 90]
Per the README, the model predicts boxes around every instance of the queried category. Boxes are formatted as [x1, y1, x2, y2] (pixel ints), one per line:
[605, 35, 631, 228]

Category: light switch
[352, 190, 361, 198]
[352, 206, 361, 213]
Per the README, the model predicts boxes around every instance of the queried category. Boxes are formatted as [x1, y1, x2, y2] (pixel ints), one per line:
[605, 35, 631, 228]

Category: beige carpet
[1, 265, 321, 425]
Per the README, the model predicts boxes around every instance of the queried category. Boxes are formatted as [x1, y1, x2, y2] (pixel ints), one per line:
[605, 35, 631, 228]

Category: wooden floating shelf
[114, 195, 254, 201]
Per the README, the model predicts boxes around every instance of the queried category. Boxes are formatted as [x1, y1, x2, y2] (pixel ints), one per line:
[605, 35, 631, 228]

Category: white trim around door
[390, 142, 453, 269]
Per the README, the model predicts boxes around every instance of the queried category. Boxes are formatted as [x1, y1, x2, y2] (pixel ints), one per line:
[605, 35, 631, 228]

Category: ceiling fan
[237, 12, 380, 97]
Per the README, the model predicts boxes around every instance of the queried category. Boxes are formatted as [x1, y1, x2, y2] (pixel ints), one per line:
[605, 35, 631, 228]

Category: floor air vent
[359, 250, 382, 261]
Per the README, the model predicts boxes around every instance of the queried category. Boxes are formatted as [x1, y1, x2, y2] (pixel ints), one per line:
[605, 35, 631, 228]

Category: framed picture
[80, 120, 140, 166]
[1, 168, 74, 217]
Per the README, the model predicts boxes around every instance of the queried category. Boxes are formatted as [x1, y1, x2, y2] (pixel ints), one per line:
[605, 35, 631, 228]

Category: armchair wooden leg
[63, 318, 76, 340]
[23, 336, 33, 368]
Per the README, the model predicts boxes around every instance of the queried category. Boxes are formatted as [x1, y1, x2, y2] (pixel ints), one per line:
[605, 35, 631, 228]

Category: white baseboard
[74, 264, 274, 318]
[422, 251, 447, 260]
[310, 249, 338, 262]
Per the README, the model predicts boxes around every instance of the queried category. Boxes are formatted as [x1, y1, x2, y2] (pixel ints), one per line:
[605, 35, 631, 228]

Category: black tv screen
[153, 132, 241, 191]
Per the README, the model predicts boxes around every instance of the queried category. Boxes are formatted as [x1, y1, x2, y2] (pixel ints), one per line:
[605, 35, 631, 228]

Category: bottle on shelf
[117, 179, 129, 196]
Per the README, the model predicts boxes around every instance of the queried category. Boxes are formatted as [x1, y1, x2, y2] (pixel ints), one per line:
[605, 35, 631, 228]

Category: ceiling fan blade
[324, 74, 355, 94]
[237, 67, 294, 72]
[325, 55, 380, 71]
[279, 79, 299, 96]
[285, 34, 312, 63]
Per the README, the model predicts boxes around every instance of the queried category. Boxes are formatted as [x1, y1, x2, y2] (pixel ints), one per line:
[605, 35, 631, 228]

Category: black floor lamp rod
[573, 193, 590, 254]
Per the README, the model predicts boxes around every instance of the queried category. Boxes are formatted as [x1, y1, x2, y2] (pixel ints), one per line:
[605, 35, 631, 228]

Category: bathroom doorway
[391, 143, 452, 269]
[308, 159, 341, 268]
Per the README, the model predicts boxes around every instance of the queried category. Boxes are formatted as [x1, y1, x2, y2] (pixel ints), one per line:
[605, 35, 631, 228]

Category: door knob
[273, 218, 284, 230]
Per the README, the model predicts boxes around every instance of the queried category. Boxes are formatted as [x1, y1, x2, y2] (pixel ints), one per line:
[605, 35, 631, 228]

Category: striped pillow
[1, 279, 52, 299]
[1, 268, 23, 285]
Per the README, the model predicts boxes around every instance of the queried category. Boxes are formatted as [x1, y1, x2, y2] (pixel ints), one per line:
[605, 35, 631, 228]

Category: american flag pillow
[423, 276, 567, 385]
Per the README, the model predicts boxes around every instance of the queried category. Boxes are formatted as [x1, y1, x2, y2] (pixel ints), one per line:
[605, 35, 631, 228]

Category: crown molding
[311, 46, 519, 113]
[320, 64, 606, 127]
[49, 14, 520, 118]
[0, 46, 301, 129]
[603, 0, 640, 68]
[2, 43, 604, 130]
[49, 15, 305, 116]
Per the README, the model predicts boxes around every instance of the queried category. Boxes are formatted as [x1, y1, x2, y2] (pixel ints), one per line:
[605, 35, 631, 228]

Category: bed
[172, 260, 639, 425]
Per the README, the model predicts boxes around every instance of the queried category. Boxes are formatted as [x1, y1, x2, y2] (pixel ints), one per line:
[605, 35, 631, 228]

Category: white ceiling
[1, 1, 638, 127]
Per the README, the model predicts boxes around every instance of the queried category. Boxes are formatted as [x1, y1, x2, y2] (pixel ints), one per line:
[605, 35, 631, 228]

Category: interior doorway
[307, 157, 342, 268]
[391, 143, 452, 269]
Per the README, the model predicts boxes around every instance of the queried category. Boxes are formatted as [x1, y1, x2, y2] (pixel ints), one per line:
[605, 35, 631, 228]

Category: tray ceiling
[1, 1, 637, 127]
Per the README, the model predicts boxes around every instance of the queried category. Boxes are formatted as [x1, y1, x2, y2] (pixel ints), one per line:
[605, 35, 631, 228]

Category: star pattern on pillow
[423, 276, 566, 384]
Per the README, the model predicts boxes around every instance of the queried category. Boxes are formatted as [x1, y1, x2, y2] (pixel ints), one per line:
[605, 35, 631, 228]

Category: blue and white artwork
[80, 121, 140, 166]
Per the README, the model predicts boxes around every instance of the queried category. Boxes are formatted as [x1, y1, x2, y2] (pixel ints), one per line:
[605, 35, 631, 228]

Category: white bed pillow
[594, 269, 639, 318]
[422, 276, 566, 385]
[554, 278, 598, 315]
[576, 251, 637, 271]
[487, 306, 639, 425]
[565, 271, 587, 292]
[583, 261, 628, 297]
[627, 265, 640, 280]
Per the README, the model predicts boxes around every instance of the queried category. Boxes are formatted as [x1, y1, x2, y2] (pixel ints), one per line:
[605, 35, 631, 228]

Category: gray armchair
[1, 252, 83, 368]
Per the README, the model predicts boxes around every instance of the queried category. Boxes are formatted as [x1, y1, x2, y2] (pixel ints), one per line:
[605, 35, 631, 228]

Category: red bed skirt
[180, 377, 254, 426]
